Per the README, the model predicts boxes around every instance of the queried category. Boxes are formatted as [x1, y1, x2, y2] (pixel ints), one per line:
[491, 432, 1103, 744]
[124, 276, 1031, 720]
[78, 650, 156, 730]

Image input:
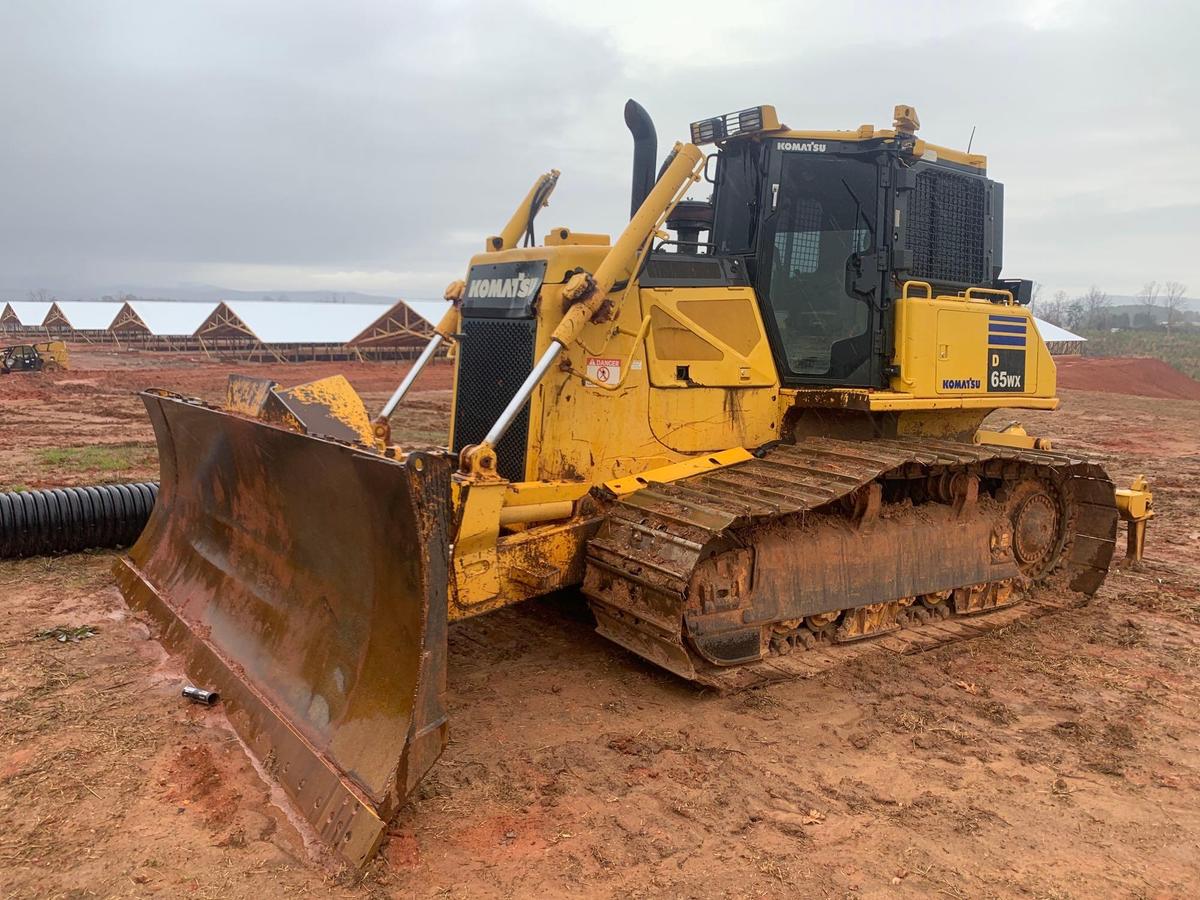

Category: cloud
[0, 0, 1196, 299]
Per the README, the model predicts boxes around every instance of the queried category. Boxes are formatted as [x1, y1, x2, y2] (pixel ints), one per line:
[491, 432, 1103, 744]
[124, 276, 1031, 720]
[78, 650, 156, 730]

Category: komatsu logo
[778, 140, 827, 152]
[942, 378, 981, 390]
[466, 274, 540, 300]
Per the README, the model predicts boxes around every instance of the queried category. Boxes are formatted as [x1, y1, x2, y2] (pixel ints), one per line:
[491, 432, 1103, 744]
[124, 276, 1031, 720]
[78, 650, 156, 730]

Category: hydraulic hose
[0, 482, 158, 559]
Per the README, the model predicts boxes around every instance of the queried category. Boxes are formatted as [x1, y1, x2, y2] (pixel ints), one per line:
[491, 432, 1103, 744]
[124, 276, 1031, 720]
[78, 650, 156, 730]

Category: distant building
[1033, 317, 1086, 356]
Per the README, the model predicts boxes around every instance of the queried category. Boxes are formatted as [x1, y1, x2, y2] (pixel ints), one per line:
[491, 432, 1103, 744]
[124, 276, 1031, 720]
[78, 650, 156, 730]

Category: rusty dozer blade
[114, 390, 454, 868]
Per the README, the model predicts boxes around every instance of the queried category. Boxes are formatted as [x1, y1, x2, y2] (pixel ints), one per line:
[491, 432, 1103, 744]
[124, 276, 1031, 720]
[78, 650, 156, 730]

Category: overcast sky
[1, 0, 1196, 301]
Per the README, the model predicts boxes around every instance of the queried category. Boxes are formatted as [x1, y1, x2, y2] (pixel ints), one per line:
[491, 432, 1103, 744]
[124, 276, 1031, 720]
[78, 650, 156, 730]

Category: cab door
[755, 146, 884, 387]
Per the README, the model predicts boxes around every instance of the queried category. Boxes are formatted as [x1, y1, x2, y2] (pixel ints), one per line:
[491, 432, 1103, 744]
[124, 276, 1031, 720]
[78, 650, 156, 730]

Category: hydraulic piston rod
[378, 334, 443, 421]
[483, 341, 563, 447]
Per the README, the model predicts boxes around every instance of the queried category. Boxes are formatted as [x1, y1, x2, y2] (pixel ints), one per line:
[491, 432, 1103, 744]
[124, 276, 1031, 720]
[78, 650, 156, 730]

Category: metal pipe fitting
[182, 686, 220, 706]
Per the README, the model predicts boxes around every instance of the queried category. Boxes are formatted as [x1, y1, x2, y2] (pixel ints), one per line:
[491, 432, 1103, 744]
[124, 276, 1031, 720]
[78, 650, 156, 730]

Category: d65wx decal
[988, 348, 1025, 392]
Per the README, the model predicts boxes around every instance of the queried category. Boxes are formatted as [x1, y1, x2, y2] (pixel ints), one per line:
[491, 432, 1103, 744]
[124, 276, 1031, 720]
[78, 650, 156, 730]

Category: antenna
[967, 125, 977, 154]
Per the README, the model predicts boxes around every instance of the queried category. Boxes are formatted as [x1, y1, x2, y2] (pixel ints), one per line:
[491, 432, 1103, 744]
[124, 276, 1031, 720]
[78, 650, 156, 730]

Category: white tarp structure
[1, 297, 436, 359]
[5, 301, 52, 327]
[404, 301, 450, 330]
[1032, 316, 1086, 345]
[125, 300, 214, 336]
[203, 301, 387, 344]
[52, 301, 124, 330]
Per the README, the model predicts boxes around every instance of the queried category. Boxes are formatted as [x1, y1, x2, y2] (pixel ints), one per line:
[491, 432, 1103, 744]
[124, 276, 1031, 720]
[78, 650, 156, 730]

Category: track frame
[583, 437, 1118, 685]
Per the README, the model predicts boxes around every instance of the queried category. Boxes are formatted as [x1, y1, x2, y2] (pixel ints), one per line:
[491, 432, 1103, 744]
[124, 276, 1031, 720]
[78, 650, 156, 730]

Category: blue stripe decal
[989, 314, 1026, 323]
[988, 323, 1027, 334]
[988, 335, 1027, 347]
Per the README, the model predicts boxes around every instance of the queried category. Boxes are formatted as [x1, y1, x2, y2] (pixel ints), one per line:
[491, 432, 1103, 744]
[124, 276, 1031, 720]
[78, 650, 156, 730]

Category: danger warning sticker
[586, 357, 621, 385]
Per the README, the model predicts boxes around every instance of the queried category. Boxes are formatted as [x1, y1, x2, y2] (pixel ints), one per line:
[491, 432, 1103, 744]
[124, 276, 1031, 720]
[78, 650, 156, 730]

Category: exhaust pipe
[624, 99, 657, 219]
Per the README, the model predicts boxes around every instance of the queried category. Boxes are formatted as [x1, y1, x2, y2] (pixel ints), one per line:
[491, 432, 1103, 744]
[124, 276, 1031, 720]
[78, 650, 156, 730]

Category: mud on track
[1, 350, 1199, 898]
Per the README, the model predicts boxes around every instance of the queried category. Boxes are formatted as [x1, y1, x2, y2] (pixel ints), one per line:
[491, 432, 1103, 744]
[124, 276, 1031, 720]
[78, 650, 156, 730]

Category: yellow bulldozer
[114, 102, 1153, 866]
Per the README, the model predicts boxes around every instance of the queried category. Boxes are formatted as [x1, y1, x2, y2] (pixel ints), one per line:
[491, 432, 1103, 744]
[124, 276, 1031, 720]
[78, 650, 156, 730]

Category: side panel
[933, 308, 1040, 395]
[528, 282, 782, 482]
[647, 387, 780, 454]
[642, 287, 777, 387]
[894, 298, 1054, 400]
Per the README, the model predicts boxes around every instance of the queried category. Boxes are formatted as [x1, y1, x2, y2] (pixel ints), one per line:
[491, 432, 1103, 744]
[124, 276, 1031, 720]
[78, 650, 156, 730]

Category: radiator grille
[909, 169, 987, 285]
[452, 316, 537, 482]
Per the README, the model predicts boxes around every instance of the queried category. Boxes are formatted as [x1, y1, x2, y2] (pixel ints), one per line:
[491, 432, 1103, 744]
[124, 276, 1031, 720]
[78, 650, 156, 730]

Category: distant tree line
[1033, 280, 1192, 331]
[22, 289, 142, 304]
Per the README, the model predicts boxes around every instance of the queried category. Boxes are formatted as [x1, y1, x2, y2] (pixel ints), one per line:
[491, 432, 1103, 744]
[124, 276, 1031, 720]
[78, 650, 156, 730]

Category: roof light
[689, 105, 781, 145]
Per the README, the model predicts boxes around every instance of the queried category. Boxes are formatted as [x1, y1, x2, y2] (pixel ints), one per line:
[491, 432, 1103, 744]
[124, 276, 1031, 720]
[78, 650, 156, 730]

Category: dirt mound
[1056, 356, 1200, 400]
[0, 371, 58, 400]
[161, 744, 242, 828]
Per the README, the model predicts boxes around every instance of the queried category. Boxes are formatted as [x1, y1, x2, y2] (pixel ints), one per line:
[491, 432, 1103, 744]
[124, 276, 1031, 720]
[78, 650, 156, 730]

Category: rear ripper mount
[584, 437, 1119, 688]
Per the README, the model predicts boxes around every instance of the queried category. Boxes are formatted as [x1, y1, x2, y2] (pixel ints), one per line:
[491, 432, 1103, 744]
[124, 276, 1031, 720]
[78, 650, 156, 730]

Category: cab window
[761, 152, 877, 381]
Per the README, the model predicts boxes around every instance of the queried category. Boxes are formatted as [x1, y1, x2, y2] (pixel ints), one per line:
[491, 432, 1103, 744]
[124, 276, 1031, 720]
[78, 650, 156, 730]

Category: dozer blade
[114, 391, 454, 868]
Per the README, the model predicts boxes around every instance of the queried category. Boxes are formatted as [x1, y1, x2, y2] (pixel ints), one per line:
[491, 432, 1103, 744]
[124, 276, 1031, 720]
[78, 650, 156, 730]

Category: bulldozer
[1, 340, 68, 374]
[114, 102, 1154, 867]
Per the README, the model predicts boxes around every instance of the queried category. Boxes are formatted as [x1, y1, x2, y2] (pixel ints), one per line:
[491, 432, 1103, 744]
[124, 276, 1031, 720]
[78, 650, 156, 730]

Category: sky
[1, 0, 1196, 302]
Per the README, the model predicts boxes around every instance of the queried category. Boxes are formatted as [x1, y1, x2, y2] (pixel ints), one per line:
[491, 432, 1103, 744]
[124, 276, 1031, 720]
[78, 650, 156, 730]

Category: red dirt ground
[1, 349, 1199, 899]
[1056, 355, 1200, 400]
[0, 346, 453, 490]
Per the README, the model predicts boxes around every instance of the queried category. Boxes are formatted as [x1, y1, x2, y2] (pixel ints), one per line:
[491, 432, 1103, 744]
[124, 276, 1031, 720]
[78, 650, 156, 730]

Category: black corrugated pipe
[0, 482, 158, 559]
[624, 99, 657, 219]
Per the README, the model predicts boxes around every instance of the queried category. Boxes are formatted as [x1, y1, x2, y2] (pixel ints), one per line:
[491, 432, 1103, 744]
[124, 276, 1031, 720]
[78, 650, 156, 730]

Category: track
[667, 592, 1082, 693]
[584, 437, 1119, 687]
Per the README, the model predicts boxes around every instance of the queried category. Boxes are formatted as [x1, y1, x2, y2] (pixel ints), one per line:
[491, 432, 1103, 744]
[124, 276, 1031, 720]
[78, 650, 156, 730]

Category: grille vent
[909, 169, 987, 285]
[451, 316, 537, 482]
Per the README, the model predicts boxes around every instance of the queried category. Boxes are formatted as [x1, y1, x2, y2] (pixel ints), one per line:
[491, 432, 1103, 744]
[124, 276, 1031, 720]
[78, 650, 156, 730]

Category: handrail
[901, 280, 933, 301]
[964, 286, 1015, 305]
[895, 281, 933, 387]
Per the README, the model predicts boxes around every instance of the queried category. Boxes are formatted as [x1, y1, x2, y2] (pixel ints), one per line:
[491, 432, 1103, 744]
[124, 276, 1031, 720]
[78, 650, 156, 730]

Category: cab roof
[690, 104, 987, 171]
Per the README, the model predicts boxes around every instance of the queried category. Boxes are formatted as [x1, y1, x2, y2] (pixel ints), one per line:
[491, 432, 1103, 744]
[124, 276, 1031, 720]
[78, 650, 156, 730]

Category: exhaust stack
[624, 99, 657, 219]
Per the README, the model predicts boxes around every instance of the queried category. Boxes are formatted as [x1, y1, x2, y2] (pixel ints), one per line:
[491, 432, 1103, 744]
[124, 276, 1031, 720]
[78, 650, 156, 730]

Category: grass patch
[35, 443, 154, 474]
[1080, 329, 1200, 380]
[0, 483, 31, 493]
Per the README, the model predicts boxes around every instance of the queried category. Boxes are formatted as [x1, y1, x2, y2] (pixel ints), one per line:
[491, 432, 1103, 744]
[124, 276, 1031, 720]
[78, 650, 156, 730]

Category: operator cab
[644, 104, 1016, 390]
